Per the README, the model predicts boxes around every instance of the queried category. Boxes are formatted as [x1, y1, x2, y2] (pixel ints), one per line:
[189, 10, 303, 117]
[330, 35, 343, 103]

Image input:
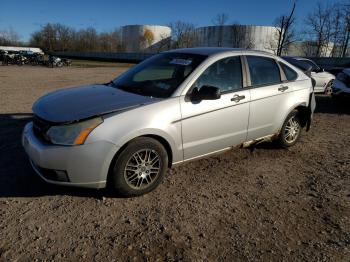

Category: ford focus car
[22, 48, 315, 196]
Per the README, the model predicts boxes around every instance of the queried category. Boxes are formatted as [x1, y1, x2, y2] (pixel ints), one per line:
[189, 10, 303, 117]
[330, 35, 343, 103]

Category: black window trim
[243, 55, 285, 89]
[278, 61, 298, 83]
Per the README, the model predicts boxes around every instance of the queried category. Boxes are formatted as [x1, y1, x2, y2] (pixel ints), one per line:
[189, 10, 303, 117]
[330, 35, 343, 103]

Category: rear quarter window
[279, 62, 298, 81]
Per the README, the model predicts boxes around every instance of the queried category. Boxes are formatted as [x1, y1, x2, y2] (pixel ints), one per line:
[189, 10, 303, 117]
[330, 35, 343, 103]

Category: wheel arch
[106, 134, 174, 187]
[294, 105, 310, 128]
[280, 102, 309, 133]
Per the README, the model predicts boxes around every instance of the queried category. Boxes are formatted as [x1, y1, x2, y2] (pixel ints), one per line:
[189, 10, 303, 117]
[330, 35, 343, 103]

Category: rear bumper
[22, 122, 119, 189]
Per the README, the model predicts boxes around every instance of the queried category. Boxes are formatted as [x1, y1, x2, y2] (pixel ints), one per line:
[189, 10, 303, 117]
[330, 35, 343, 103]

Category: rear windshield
[112, 53, 207, 98]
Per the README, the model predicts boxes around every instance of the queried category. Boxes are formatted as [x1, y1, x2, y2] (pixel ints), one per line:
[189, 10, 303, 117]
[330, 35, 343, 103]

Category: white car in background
[283, 57, 335, 94]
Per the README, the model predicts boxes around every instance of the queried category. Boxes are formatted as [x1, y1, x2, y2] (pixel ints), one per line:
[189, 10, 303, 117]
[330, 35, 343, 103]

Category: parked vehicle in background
[0, 50, 6, 61]
[1, 50, 70, 68]
[48, 55, 63, 67]
[30, 53, 45, 65]
[282, 57, 335, 94]
[1, 51, 27, 66]
[20, 51, 45, 66]
[332, 69, 350, 101]
[62, 58, 72, 66]
[22, 48, 315, 196]
[14, 53, 27, 66]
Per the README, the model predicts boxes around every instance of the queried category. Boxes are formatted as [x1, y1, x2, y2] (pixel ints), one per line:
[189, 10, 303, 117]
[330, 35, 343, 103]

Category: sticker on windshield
[169, 58, 192, 66]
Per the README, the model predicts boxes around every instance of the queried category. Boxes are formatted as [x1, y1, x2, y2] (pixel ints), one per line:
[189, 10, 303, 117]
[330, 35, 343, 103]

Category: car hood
[32, 84, 160, 123]
[314, 71, 335, 79]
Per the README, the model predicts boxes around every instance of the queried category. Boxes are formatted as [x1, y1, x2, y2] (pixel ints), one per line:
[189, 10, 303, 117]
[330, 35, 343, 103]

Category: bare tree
[304, 2, 334, 57]
[154, 33, 172, 53]
[0, 28, 21, 46]
[168, 21, 198, 48]
[30, 23, 123, 52]
[230, 24, 253, 49]
[340, 4, 350, 57]
[273, 2, 296, 56]
[212, 13, 229, 26]
[98, 29, 122, 52]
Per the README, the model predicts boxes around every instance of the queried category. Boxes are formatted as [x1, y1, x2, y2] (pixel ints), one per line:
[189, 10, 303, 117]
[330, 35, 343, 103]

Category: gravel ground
[0, 66, 349, 261]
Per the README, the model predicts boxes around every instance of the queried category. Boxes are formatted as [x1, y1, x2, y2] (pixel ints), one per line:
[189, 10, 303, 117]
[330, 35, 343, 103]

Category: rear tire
[109, 137, 168, 197]
[278, 110, 301, 148]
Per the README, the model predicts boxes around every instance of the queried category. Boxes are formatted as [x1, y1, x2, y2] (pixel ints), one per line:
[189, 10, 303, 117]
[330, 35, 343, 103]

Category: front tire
[278, 111, 301, 148]
[109, 137, 168, 197]
[324, 80, 333, 95]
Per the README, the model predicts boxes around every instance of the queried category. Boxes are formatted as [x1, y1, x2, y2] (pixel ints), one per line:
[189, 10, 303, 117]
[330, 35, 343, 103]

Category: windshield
[283, 57, 312, 72]
[111, 53, 207, 98]
[302, 60, 320, 71]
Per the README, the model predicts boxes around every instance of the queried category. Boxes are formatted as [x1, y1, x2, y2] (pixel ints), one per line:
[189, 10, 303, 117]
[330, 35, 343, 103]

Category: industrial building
[195, 25, 280, 53]
[121, 25, 171, 52]
[286, 41, 335, 57]
[118, 24, 348, 57]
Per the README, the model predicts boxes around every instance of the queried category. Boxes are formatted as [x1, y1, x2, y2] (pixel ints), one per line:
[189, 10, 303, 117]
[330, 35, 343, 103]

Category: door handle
[231, 94, 245, 102]
[278, 85, 289, 92]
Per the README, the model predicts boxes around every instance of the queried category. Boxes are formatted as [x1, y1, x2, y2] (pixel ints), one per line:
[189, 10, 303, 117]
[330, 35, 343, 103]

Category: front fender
[114, 128, 179, 161]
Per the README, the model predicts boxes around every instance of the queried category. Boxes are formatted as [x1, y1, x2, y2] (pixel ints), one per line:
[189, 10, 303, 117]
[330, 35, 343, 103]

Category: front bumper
[22, 122, 119, 189]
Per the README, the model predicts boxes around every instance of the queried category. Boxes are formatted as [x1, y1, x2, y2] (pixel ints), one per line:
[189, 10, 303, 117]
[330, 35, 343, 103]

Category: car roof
[166, 47, 275, 57]
[283, 56, 315, 63]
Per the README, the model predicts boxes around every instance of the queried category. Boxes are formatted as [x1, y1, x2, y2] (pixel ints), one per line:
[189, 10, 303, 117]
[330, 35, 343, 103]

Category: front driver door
[180, 55, 250, 160]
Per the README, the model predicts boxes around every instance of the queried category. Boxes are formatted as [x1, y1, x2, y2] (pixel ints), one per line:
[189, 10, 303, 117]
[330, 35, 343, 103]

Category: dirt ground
[0, 65, 349, 262]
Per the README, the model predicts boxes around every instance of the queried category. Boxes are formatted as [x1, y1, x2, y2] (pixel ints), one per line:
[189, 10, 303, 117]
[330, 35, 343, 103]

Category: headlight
[46, 117, 103, 146]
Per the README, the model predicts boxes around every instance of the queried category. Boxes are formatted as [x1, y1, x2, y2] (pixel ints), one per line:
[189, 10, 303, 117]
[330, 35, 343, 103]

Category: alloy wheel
[284, 116, 300, 143]
[123, 149, 161, 190]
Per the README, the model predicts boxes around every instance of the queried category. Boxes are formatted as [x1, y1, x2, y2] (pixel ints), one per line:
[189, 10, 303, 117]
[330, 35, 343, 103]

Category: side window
[247, 56, 281, 86]
[193, 56, 242, 93]
[279, 62, 298, 81]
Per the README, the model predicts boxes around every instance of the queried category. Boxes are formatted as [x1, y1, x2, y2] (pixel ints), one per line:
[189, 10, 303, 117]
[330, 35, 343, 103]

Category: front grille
[32, 115, 52, 142]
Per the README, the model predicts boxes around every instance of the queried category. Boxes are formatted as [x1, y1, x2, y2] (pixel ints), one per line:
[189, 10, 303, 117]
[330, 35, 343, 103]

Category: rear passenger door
[245, 55, 292, 140]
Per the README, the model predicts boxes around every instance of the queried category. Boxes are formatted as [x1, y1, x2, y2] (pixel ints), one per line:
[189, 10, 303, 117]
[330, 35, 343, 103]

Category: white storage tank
[195, 25, 280, 53]
[121, 25, 171, 52]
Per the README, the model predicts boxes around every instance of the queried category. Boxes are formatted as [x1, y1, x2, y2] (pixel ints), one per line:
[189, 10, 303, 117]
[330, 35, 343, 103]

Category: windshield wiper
[104, 81, 117, 87]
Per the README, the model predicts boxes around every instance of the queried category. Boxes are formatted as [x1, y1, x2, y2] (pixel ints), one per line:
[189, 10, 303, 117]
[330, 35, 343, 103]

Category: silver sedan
[22, 48, 315, 196]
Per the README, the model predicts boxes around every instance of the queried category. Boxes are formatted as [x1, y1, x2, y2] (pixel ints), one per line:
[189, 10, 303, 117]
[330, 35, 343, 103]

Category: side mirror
[191, 85, 221, 101]
[314, 67, 324, 73]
